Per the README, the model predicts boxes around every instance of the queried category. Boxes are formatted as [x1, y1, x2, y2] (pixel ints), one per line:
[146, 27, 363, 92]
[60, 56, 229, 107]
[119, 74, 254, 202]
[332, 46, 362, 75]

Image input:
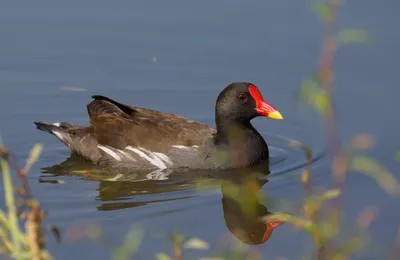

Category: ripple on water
[266, 132, 328, 177]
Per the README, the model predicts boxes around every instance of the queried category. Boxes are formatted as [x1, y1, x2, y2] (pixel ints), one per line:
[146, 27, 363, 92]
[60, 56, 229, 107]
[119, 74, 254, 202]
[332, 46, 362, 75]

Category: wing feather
[86, 95, 215, 151]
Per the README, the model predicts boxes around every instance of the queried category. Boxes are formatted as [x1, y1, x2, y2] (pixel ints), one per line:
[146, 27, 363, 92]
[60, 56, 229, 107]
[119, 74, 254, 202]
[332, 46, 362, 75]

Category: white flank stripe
[98, 145, 121, 161]
[53, 122, 61, 127]
[172, 145, 190, 149]
[138, 147, 169, 169]
[154, 152, 173, 166]
[192, 145, 199, 148]
[118, 150, 137, 161]
[125, 146, 166, 169]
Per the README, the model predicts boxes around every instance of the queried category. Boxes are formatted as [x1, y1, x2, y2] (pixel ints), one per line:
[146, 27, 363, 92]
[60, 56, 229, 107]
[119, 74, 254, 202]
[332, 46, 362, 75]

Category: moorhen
[34, 82, 283, 171]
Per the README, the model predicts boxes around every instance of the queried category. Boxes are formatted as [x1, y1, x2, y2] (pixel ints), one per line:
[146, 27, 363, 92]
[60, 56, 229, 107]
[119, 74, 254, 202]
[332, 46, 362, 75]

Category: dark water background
[0, 0, 399, 259]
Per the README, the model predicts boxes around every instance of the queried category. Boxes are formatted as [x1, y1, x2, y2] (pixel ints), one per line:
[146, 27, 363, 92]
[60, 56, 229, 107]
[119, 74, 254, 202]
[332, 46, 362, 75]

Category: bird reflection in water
[220, 174, 285, 245]
[40, 155, 285, 245]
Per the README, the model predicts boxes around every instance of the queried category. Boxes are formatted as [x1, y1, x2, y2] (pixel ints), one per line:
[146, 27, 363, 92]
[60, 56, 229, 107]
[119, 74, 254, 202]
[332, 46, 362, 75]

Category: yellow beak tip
[268, 111, 283, 120]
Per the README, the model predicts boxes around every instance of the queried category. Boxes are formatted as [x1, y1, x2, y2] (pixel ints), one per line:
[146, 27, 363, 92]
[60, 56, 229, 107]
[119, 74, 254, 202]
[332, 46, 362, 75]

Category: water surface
[0, 0, 399, 259]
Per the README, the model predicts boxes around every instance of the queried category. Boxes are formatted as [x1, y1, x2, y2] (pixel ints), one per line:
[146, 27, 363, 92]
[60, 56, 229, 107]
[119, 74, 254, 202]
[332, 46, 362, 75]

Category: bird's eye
[237, 93, 247, 101]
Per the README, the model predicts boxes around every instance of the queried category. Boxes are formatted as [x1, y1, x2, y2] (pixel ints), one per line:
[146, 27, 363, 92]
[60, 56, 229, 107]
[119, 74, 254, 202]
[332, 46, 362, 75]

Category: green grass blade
[351, 155, 400, 196]
[1, 159, 22, 256]
[24, 144, 43, 173]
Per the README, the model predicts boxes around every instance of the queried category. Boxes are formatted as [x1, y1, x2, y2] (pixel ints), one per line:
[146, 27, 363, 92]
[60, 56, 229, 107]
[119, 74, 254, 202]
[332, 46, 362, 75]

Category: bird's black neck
[215, 117, 251, 143]
[214, 117, 269, 165]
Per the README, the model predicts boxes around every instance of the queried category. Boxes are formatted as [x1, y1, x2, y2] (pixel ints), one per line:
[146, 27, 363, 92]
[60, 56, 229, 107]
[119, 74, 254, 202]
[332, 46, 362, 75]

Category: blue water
[0, 0, 399, 259]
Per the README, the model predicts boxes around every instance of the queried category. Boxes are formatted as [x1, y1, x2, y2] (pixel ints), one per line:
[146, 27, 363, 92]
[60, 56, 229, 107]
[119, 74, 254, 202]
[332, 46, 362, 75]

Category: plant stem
[1, 159, 22, 257]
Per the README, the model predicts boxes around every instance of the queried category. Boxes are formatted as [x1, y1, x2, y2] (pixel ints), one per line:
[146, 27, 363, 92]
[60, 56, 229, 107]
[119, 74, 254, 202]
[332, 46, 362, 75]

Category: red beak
[261, 219, 285, 243]
[249, 85, 283, 120]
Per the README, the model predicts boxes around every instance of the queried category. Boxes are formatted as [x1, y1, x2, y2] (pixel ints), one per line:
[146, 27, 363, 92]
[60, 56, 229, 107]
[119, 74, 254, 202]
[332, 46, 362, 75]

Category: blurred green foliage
[1, 0, 399, 259]
[0, 143, 53, 260]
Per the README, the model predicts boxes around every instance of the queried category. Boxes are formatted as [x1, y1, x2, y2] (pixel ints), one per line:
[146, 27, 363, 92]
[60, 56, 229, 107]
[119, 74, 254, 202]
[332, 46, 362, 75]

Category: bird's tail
[34, 121, 77, 146]
[34, 121, 100, 163]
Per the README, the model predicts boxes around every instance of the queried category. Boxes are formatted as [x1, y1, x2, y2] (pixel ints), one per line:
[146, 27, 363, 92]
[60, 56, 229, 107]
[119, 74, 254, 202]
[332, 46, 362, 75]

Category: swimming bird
[34, 82, 283, 171]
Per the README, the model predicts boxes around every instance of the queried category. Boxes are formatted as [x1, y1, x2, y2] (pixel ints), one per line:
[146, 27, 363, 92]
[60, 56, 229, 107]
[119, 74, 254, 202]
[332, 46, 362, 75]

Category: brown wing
[87, 95, 215, 152]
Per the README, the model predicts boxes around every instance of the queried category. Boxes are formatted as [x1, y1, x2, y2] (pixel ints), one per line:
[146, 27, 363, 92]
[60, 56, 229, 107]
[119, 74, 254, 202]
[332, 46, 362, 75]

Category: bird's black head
[215, 82, 283, 123]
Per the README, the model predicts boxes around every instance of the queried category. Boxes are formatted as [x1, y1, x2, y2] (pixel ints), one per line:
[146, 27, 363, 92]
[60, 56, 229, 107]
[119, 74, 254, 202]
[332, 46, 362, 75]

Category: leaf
[321, 208, 341, 237]
[171, 232, 185, 244]
[334, 235, 365, 258]
[395, 151, 400, 162]
[0, 227, 16, 252]
[183, 238, 209, 250]
[312, 1, 334, 23]
[313, 89, 331, 115]
[301, 170, 310, 185]
[154, 253, 172, 260]
[336, 29, 373, 47]
[320, 189, 341, 201]
[111, 226, 143, 260]
[85, 224, 103, 240]
[1, 159, 22, 252]
[24, 144, 43, 173]
[350, 155, 400, 196]
[0, 210, 11, 228]
[299, 77, 319, 105]
[262, 213, 314, 232]
[27, 144, 42, 165]
[11, 251, 34, 259]
[0, 210, 26, 244]
[299, 77, 331, 115]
